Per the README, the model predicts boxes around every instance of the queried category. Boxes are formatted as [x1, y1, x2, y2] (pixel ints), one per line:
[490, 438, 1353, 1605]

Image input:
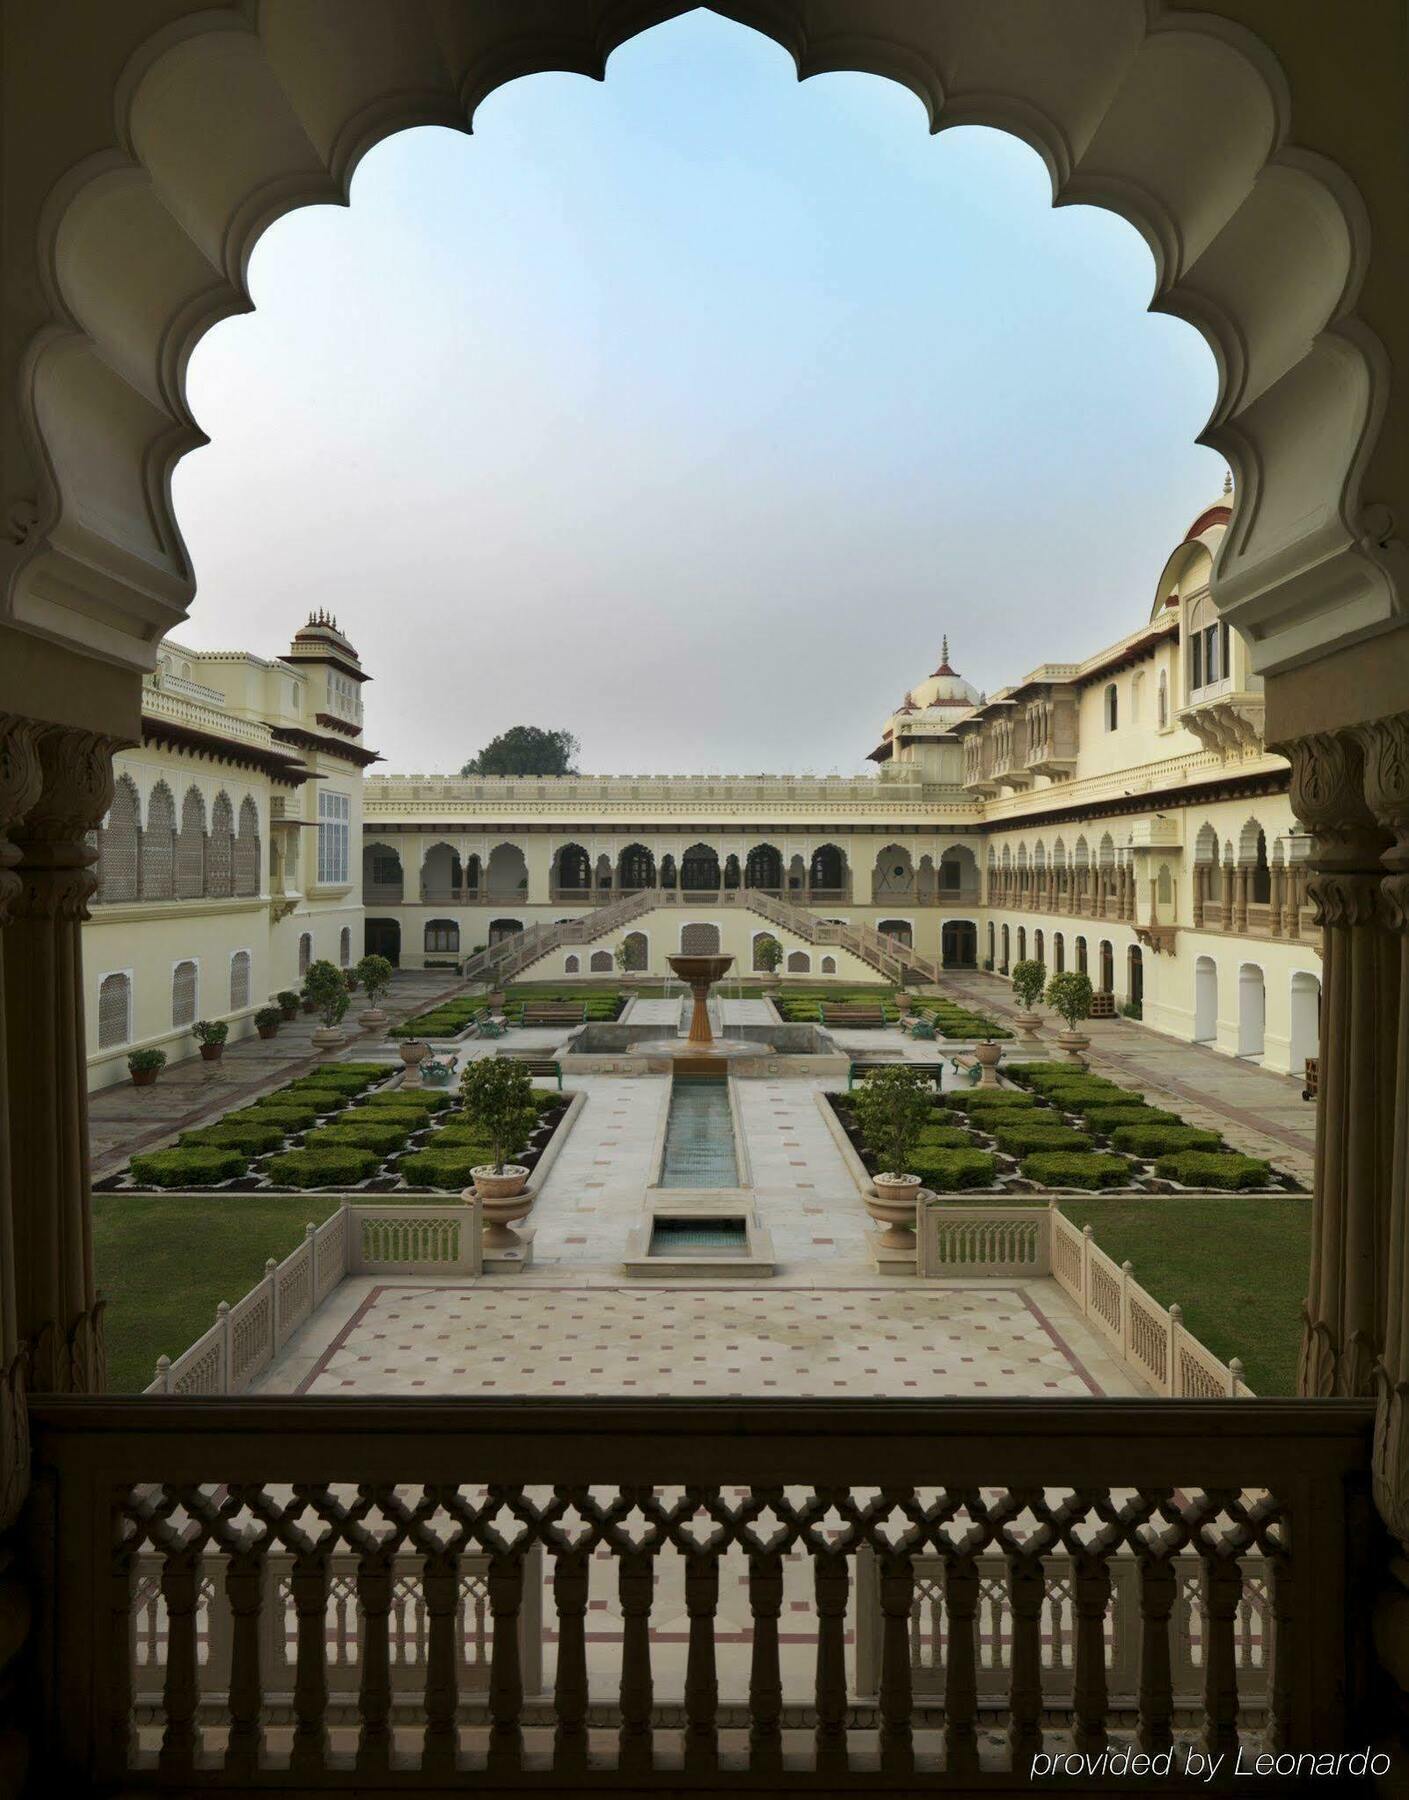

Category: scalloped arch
[5, 0, 1403, 677]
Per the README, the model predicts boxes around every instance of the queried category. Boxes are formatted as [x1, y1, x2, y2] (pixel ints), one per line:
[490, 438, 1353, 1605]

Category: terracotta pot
[470, 1166, 532, 1249]
[973, 1040, 1003, 1086]
[198, 1042, 223, 1062]
[1056, 1029, 1091, 1066]
[866, 1173, 921, 1250]
[130, 1066, 159, 1087]
[358, 1007, 388, 1030]
[1013, 1009, 1043, 1047]
[256, 1024, 278, 1040]
[310, 1026, 346, 1050]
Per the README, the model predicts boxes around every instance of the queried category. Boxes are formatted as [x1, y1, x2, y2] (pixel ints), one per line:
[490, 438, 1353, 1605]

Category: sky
[171, 9, 1223, 776]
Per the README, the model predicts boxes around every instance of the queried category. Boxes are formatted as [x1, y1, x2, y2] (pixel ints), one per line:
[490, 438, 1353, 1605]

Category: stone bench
[847, 1060, 946, 1090]
[821, 1004, 889, 1028]
[493, 1050, 564, 1090]
[517, 1002, 587, 1026]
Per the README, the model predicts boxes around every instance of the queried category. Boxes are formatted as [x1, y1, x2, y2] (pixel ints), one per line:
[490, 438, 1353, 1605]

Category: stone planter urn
[130, 1066, 160, 1087]
[1013, 1010, 1043, 1047]
[398, 1037, 429, 1085]
[310, 1026, 346, 1050]
[894, 992, 913, 1016]
[865, 1172, 921, 1250]
[488, 990, 506, 1009]
[470, 1167, 532, 1249]
[974, 1041, 1003, 1085]
[198, 1042, 223, 1063]
[358, 1007, 388, 1031]
[1056, 1029, 1091, 1066]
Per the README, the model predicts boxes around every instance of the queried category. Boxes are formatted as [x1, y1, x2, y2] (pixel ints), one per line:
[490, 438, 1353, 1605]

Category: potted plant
[613, 939, 637, 986]
[893, 985, 913, 1017]
[343, 966, 360, 994]
[1046, 969, 1095, 1065]
[754, 934, 783, 989]
[276, 989, 300, 1022]
[1010, 959, 1047, 1046]
[459, 1057, 540, 1246]
[303, 958, 350, 1049]
[398, 1036, 430, 1084]
[355, 953, 394, 1028]
[192, 1019, 228, 1062]
[127, 1047, 166, 1088]
[849, 1065, 932, 1249]
[254, 1005, 282, 1040]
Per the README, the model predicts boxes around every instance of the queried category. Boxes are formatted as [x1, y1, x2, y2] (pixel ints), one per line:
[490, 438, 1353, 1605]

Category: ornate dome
[909, 636, 982, 712]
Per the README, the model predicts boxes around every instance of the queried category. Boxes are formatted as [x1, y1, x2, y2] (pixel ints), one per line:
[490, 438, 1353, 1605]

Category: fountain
[668, 952, 735, 1048]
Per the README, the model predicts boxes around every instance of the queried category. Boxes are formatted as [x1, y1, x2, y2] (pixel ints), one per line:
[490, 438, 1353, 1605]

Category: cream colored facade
[363, 492, 1320, 1076]
[82, 617, 376, 1090]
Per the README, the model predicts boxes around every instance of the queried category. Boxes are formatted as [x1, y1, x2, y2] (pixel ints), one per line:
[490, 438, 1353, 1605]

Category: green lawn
[95, 1193, 342, 1392]
[1058, 1195, 1311, 1396]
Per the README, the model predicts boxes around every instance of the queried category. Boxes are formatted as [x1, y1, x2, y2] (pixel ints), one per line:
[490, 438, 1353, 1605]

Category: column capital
[0, 715, 43, 928]
[10, 724, 120, 922]
[1359, 712, 1409, 853]
[1281, 729, 1387, 869]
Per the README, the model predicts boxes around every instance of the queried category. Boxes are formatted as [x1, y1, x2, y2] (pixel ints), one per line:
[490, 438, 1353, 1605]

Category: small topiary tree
[304, 958, 350, 1029]
[276, 989, 300, 1020]
[1046, 970, 1095, 1033]
[459, 1056, 540, 1174]
[850, 1065, 934, 1179]
[1010, 959, 1047, 1012]
[754, 934, 784, 977]
[356, 953, 394, 1009]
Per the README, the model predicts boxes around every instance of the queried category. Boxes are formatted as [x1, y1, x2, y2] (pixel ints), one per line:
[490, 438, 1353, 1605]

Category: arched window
[552, 843, 591, 891]
[234, 797, 260, 895]
[230, 950, 251, 1010]
[680, 922, 721, 955]
[877, 919, 913, 948]
[564, 954, 580, 974]
[176, 787, 206, 898]
[622, 931, 648, 971]
[97, 775, 141, 903]
[680, 844, 720, 891]
[1017, 927, 1027, 961]
[1157, 668, 1169, 728]
[1251, 830, 1272, 904]
[745, 844, 782, 890]
[1130, 670, 1144, 723]
[424, 919, 460, 954]
[786, 950, 811, 973]
[752, 933, 781, 972]
[821, 955, 837, 974]
[618, 844, 655, 890]
[1076, 936, 1088, 976]
[97, 972, 131, 1049]
[339, 925, 352, 967]
[1104, 683, 1118, 732]
[171, 960, 197, 1028]
[142, 781, 176, 899]
[298, 931, 312, 976]
[589, 949, 613, 973]
[809, 844, 847, 894]
[1053, 932, 1065, 973]
[207, 791, 234, 897]
[1034, 929, 1045, 965]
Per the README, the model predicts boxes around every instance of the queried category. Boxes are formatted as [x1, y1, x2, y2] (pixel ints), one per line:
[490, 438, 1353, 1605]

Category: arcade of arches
[3, 0, 1409, 1785]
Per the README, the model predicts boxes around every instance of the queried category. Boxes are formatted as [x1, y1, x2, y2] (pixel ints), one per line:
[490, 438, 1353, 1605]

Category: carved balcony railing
[28, 1395, 1373, 1791]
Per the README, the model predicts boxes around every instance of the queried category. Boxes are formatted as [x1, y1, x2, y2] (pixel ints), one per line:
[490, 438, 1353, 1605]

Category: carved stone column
[1269, 862, 1285, 936]
[1283, 730, 1397, 1398]
[3, 724, 117, 1394]
[1192, 862, 1207, 929]
[1233, 861, 1250, 933]
[1360, 716, 1409, 1538]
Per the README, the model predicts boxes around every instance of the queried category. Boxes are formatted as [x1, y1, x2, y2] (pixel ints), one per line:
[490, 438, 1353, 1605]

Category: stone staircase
[737, 890, 941, 985]
[459, 890, 655, 986]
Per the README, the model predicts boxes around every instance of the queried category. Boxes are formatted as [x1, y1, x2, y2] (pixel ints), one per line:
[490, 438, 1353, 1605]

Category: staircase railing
[459, 890, 655, 985]
[740, 890, 941, 984]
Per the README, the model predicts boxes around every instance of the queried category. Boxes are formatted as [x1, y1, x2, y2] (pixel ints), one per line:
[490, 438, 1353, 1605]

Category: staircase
[459, 890, 655, 985]
[739, 890, 942, 985]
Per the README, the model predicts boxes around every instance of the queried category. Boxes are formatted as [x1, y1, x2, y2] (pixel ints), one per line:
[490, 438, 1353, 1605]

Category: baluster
[486, 1552, 525, 1775]
[943, 1554, 979, 1776]
[1264, 1552, 1293, 1753]
[878, 1552, 915, 1775]
[1202, 1554, 1242, 1757]
[157, 1545, 201, 1777]
[421, 1550, 459, 1776]
[105, 1545, 136, 1781]
[1006, 1552, 1045, 1766]
[224, 1547, 265, 1777]
[683, 1549, 720, 1773]
[618, 1550, 655, 1772]
[747, 1551, 784, 1774]
[355, 1547, 394, 1773]
[288, 1551, 330, 1775]
[552, 1547, 590, 1772]
[1136, 1554, 1176, 1754]
[1071, 1552, 1111, 1754]
[813, 1552, 850, 1772]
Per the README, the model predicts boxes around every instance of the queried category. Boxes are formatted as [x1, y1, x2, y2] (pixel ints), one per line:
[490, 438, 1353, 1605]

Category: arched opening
[723, 854, 741, 890]
[821, 955, 837, 975]
[1075, 936, 1088, 977]
[745, 844, 782, 891]
[987, 921, 996, 967]
[171, 960, 198, 1029]
[364, 919, 401, 966]
[680, 922, 721, 955]
[176, 788, 206, 900]
[594, 853, 614, 892]
[230, 949, 252, 1010]
[618, 843, 656, 891]
[235, 797, 260, 896]
[421, 843, 463, 903]
[877, 919, 913, 949]
[809, 844, 848, 900]
[564, 954, 580, 975]
[1034, 928, 1045, 967]
[941, 920, 977, 969]
[486, 843, 529, 901]
[1104, 683, 1119, 732]
[659, 854, 678, 891]
[939, 845, 978, 898]
[488, 918, 524, 947]
[338, 927, 351, 969]
[1238, 963, 1266, 1058]
[1290, 971, 1321, 1073]
[787, 853, 806, 894]
[621, 930, 648, 972]
[1016, 927, 1027, 963]
[363, 842, 404, 904]
[207, 792, 234, 899]
[1000, 925, 1010, 975]
[552, 843, 592, 895]
[297, 932, 312, 977]
[96, 775, 141, 904]
[1194, 955, 1218, 1042]
[142, 781, 176, 901]
[752, 932, 781, 973]
[786, 950, 811, 974]
[1099, 941, 1114, 994]
[1053, 932, 1065, 974]
[589, 949, 613, 973]
[873, 845, 914, 898]
[681, 844, 720, 892]
[1126, 945, 1143, 1015]
[97, 973, 132, 1050]
[425, 919, 460, 956]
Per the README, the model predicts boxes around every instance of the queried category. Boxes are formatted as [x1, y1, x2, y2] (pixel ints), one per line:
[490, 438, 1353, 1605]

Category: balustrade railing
[29, 1395, 1373, 1787]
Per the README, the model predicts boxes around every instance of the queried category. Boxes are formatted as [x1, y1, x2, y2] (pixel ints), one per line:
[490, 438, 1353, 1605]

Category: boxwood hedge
[946, 1090, 1038, 1112]
[1154, 1150, 1275, 1190]
[398, 1147, 493, 1188]
[179, 1121, 288, 1156]
[360, 1089, 452, 1112]
[1083, 1105, 1181, 1133]
[915, 1125, 976, 1151]
[264, 1147, 380, 1188]
[906, 1149, 998, 1190]
[1020, 1151, 1133, 1190]
[129, 1147, 248, 1188]
[303, 1120, 413, 1155]
[225, 1102, 321, 1132]
[993, 1123, 1095, 1156]
[1111, 1124, 1224, 1157]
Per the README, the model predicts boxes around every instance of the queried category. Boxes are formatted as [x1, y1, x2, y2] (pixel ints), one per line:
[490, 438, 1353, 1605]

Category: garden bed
[826, 1065, 1304, 1196]
[95, 1060, 575, 1195]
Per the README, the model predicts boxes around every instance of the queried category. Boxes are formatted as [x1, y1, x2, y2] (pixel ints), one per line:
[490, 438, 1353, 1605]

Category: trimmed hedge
[221, 1103, 321, 1132]
[946, 1090, 1038, 1112]
[129, 1147, 248, 1188]
[277, 1088, 350, 1113]
[915, 1125, 976, 1151]
[1020, 1151, 1133, 1190]
[906, 1149, 998, 1190]
[1155, 1150, 1275, 1190]
[343, 1105, 434, 1131]
[1111, 1124, 1224, 1157]
[1041, 1081, 1134, 1107]
[398, 1147, 494, 1189]
[179, 1122, 287, 1155]
[993, 1123, 1094, 1156]
[432, 1120, 523, 1153]
[264, 1147, 380, 1188]
[360, 1089, 452, 1112]
[303, 1120, 413, 1155]
[287, 1071, 378, 1094]
[1083, 1105, 1180, 1133]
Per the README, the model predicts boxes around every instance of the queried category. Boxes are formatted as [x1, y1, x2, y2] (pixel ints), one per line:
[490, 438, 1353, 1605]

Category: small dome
[909, 635, 981, 712]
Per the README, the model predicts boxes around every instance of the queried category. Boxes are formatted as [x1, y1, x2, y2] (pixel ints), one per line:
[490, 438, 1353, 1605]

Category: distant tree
[460, 726, 579, 778]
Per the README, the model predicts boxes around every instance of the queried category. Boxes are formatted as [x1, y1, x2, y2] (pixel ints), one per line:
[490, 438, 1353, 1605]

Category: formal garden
[95, 1060, 572, 1194]
[772, 987, 1010, 1039]
[391, 983, 626, 1038]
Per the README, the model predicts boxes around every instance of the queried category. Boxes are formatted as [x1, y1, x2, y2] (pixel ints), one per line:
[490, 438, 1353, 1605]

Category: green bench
[494, 1050, 563, 1090]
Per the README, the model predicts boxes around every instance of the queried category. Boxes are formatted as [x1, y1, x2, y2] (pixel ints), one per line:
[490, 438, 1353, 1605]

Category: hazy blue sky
[172, 9, 1222, 775]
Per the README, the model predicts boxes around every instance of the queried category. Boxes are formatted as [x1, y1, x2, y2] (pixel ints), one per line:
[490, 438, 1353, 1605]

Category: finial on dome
[1223, 470, 1232, 496]
[932, 634, 956, 678]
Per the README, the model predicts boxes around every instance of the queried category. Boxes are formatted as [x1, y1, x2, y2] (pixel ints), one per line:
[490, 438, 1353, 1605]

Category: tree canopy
[460, 726, 580, 778]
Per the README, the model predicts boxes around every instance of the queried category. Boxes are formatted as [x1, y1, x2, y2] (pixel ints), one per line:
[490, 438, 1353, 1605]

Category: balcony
[28, 1393, 1373, 1789]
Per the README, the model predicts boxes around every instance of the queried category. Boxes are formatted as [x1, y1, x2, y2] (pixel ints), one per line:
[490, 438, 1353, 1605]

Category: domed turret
[909, 636, 982, 713]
